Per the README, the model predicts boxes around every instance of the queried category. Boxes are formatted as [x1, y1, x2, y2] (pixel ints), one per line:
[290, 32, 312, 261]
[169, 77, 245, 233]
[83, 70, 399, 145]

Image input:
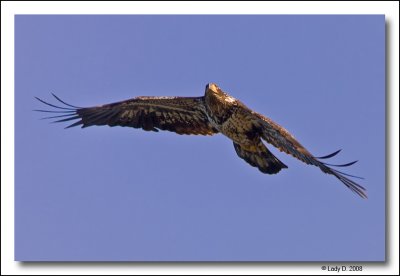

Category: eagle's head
[205, 83, 236, 104]
[206, 82, 222, 94]
[205, 83, 226, 97]
[206, 83, 219, 92]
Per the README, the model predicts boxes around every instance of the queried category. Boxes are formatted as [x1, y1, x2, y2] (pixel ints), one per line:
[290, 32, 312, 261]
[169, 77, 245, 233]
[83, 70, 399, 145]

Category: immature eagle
[36, 83, 366, 198]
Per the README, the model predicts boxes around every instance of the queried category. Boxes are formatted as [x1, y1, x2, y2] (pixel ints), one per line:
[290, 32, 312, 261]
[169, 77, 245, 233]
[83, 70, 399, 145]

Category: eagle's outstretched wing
[252, 112, 367, 198]
[35, 94, 218, 135]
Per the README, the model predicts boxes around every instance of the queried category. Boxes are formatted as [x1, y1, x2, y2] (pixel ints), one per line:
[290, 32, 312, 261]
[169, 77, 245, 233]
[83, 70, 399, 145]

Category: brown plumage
[35, 83, 366, 198]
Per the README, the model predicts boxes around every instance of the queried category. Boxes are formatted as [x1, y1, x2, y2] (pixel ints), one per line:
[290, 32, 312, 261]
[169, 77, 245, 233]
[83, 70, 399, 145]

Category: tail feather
[233, 141, 287, 175]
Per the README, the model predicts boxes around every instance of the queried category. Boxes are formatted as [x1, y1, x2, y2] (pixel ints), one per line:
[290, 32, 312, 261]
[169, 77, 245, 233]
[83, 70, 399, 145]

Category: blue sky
[15, 15, 385, 261]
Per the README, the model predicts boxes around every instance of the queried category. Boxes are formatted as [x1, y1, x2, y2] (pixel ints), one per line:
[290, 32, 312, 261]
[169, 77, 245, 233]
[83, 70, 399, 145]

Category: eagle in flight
[35, 83, 366, 198]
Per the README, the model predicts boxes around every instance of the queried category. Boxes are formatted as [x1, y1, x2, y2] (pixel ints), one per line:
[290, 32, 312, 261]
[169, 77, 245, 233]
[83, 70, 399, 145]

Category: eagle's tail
[233, 141, 288, 175]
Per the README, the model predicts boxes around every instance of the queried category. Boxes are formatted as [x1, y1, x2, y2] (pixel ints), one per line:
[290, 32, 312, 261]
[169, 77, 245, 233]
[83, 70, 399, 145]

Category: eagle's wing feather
[253, 112, 367, 198]
[36, 95, 218, 136]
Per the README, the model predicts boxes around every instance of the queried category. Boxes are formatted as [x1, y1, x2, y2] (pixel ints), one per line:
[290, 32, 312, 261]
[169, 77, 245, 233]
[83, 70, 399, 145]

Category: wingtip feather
[316, 149, 342, 159]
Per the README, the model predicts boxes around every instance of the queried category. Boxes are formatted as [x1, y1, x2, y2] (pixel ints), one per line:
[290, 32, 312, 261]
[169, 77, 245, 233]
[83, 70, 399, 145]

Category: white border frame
[2, 1, 398, 275]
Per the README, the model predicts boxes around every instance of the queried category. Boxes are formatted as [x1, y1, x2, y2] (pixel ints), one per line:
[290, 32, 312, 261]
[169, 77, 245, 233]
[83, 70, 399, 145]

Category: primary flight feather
[35, 83, 367, 198]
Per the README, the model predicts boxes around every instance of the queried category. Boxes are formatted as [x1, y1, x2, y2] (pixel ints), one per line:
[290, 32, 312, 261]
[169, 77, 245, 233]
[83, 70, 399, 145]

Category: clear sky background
[15, 15, 385, 261]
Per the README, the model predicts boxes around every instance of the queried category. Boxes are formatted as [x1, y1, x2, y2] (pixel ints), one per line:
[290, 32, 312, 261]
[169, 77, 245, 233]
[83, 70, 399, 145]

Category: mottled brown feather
[253, 112, 367, 198]
[73, 96, 218, 135]
[233, 141, 288, 174]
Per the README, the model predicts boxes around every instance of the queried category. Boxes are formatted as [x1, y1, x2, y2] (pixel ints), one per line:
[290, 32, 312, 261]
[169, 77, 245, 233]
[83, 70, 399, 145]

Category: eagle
[35, 83, 366, 198]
